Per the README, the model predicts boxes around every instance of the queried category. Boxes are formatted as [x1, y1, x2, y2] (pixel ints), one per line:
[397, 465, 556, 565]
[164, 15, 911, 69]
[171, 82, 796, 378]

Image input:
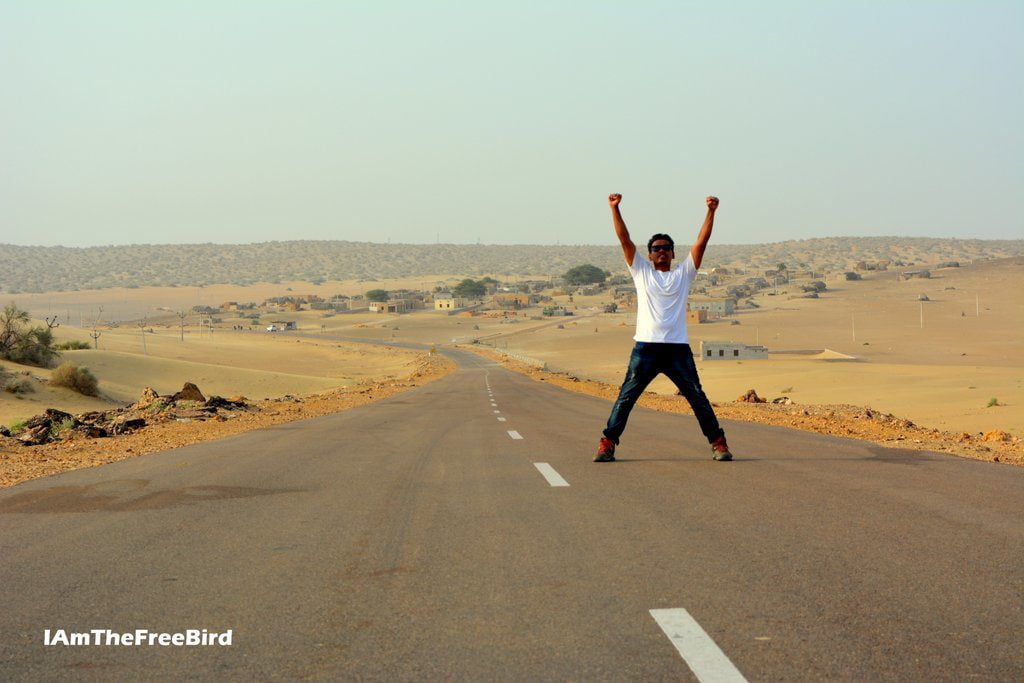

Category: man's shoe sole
[712, 452, 733, 461]
[594, 454, 616, 462]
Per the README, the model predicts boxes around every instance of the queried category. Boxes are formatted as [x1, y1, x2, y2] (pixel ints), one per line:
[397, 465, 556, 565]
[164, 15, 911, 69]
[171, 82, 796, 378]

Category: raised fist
[706, 195, 720, 211]
[608, 193, 622, 207]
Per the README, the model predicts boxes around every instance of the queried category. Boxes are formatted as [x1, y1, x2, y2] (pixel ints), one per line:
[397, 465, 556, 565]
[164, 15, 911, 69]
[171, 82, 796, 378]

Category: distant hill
[2, 238, 1022, 293]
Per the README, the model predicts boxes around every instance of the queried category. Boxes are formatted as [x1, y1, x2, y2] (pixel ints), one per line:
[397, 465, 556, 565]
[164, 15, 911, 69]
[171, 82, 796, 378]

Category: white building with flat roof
[700, 340, 768, 360]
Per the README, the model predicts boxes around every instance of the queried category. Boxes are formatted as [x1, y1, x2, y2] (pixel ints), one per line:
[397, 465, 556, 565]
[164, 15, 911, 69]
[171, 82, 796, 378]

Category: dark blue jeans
[603, 342, 724, 445]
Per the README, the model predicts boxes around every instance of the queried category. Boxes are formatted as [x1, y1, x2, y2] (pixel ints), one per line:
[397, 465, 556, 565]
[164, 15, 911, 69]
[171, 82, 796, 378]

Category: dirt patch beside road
[0, 353, 455, 488]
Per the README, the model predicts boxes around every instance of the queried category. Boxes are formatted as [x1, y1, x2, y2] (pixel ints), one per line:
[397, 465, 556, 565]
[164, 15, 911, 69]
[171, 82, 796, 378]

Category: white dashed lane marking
[533, 463, 569, 487]
[507, 430, 523, 440]
[649, 609, 747, 683]
[497, 417, 507, 422]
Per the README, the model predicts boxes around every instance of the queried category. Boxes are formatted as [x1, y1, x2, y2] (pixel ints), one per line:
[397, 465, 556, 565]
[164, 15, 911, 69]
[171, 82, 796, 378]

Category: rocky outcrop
[736, 389, 766, 403]
[10, 383, 252, 447]
[172, 382, 206, 403]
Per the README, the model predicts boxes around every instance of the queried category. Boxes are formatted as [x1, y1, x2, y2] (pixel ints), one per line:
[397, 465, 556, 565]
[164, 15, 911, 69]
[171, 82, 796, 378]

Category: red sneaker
[711, 436, 733, 461]
[594, 437, 616, 462]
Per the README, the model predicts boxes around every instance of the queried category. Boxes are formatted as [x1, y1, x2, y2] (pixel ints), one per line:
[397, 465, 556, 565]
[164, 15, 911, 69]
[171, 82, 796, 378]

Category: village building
[687, 309, 708, 325]
[492, 293, 535, 309]
[435, 296, 469, 311]
[369, 300, 408, 314]
[542, 305, 573, 317]
[269, 320, 297, 330]
[688, 297, 736, 318]
[311, 301, 351, 311]
[699, 340, 768, 360]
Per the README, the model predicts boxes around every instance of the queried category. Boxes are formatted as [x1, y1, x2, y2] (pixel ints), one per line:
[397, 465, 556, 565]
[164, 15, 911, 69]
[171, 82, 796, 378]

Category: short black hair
[647, 233, 674, 252]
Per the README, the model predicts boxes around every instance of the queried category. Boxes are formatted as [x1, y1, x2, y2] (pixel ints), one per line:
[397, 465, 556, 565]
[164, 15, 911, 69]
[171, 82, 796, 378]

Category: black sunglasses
[649, 244, 673, 253]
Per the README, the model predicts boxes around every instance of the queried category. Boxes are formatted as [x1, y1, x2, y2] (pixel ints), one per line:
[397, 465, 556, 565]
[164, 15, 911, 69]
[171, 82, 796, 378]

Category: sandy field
[4, 257, 1021, 441]
[482, 258, 1024, 437]
[1, 322, 427, 428]
[10, 274, 519, 324]
[0, 353, 455, 488]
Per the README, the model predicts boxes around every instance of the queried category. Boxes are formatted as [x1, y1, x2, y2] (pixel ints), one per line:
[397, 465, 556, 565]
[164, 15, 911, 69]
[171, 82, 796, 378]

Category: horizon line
[4, 235, 1023, 250]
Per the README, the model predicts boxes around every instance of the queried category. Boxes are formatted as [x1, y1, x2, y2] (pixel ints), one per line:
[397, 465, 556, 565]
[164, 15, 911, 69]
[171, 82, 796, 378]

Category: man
[595, 193, 732, 462]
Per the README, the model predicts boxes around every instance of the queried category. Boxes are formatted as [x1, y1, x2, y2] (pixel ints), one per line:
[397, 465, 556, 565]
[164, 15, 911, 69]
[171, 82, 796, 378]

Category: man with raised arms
[595, 193, 733, 462]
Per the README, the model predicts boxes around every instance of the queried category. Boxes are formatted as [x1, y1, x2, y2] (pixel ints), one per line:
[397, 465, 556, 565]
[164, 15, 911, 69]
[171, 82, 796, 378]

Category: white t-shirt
[628, 251, 697, 343]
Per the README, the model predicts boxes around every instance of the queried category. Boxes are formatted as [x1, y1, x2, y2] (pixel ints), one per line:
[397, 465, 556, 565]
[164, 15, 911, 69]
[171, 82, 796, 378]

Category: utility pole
[138, 317, 148, 354]
[976, 293, 980, 317]
[852, 314, 856, 343]
[920, 302, 924, 329]
[177, 311, 187, 342]
[90, 329, 101, 349]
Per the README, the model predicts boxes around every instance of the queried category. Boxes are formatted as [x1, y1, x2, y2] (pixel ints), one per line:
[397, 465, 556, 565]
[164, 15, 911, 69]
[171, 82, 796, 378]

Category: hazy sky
[3, 1, 1022, 247]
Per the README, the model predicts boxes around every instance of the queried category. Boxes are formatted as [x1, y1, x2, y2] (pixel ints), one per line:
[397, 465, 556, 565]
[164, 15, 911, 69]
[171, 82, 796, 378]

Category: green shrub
[50, 361, 99, 396]
[49, 416, 76, 439]
[986, 397, 1000, 408]
[3, 377, 33, 394]
[8, 419, 26, 435]
[1, 302, 60, 366]
[55, 340, 91, 350]
[781, 386, 794, 394]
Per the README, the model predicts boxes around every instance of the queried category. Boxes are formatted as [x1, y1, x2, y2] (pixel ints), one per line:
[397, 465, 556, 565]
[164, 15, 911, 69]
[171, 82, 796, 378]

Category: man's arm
[690, 195, 719, 270]
[608, 193, 636, 266]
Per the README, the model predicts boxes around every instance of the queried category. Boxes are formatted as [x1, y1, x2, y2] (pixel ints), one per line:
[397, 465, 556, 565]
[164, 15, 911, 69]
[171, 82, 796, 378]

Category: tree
[0, 302, 60, 367]
[563, 264, 606, 286]
[453, 278, 486, 298]
[777, 263, 787, 271]
[365, 289, 389, 302]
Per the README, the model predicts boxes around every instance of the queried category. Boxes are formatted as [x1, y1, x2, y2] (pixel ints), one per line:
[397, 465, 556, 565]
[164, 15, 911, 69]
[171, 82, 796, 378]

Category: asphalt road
[1, 348, 1022, 680]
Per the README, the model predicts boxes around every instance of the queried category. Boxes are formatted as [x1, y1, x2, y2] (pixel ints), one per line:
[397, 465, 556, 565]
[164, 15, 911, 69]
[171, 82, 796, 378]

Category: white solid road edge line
[649, 609, 747, 683]
[507, 430, 523, 440]
[533, 463, 569, 487]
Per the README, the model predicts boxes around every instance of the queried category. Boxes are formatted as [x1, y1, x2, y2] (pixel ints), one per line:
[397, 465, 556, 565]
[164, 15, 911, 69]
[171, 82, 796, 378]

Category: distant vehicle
[266, 325, 278, 332]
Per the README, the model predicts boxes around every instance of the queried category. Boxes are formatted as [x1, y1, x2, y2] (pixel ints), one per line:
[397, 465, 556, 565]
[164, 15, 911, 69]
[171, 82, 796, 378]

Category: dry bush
[50, 361, 99, 396]
[3, 376, 33, 394]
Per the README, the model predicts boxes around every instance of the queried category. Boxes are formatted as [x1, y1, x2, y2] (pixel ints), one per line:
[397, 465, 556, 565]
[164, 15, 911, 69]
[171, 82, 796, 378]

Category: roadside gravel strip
[466, 346, 1024, 467]
[0, 353, 455, 488]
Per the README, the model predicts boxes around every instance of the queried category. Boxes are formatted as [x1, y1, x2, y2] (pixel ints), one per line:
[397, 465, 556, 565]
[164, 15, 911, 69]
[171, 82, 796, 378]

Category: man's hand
[706, 195, 719, 211]
[608, 193, 634, 265]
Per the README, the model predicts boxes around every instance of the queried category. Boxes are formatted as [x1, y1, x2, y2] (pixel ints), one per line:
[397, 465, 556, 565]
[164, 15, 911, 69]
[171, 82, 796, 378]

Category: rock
[206, 396, 248, 410]
[135, 387, 160, 409]
[982, 430, 1012, 443]
[173, 408, 215, 419]
[0, 426, 9, 437]
[771, 396, 793, 405]
[25, 408, 74, 431]
[111, 418, 146, 435]
[172, 382, 206, 403]
[736, 389, 766, 403]
[18, 424, 50, 445]
[83, 425, 108, 438]
[957, 432, 972, 441]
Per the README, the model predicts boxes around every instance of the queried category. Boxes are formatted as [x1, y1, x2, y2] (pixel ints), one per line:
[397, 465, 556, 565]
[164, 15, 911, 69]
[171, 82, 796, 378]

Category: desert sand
[4, 256, 1021, 442]
[484, 259, 1023, 436]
